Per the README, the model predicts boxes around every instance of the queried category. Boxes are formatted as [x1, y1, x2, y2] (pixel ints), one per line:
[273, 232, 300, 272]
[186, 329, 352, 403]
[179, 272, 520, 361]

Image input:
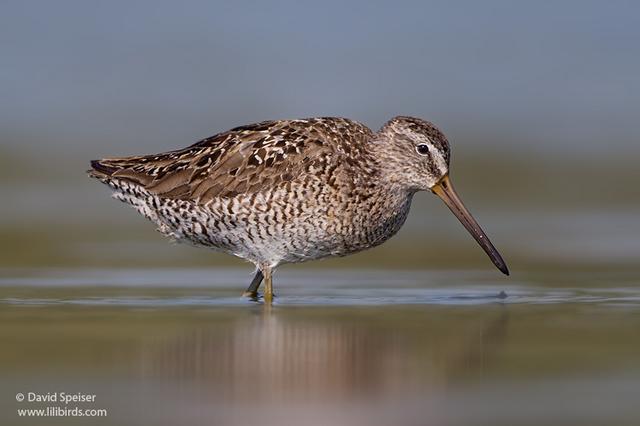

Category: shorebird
[89, 116, 508, 301]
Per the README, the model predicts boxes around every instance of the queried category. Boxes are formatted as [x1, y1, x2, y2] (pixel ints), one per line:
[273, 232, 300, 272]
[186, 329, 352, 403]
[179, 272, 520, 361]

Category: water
[1, 268, 639, 426]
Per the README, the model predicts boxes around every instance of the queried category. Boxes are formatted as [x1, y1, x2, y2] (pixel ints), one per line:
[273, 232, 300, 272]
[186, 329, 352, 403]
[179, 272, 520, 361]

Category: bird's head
[377, 116, 509, 275]
[378, 116, 451, 190]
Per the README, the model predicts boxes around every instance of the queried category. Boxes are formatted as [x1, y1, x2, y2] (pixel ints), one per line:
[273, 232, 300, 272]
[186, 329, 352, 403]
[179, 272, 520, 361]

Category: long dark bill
[431, 175, 509, 275]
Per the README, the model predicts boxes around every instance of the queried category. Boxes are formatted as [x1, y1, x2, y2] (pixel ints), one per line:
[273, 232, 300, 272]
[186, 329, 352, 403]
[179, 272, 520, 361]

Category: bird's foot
[262, 292, 276, 304]
[242, 290, 259, 301]
[242, 291, 277, 303]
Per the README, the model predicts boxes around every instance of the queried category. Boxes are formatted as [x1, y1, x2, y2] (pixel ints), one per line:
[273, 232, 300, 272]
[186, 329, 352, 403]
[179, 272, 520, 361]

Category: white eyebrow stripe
[426, 139, 448, 172]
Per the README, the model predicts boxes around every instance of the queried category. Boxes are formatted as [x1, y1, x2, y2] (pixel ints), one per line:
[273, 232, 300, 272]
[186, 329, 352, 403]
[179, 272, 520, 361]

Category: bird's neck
[368, 136, 415, 196]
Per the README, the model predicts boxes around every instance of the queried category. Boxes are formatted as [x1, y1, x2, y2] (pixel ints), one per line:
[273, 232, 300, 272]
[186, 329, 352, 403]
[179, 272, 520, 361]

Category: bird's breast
[193, 176, 414, 265]
[278, 183, 415, 259]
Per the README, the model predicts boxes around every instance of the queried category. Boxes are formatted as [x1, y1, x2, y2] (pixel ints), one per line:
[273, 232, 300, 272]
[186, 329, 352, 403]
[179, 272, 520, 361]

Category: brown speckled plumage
[89, 116, 508, 299]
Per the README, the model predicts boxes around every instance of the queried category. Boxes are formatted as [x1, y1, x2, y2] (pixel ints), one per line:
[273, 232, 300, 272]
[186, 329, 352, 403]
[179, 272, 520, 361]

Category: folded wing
[89, 118, 365, 204]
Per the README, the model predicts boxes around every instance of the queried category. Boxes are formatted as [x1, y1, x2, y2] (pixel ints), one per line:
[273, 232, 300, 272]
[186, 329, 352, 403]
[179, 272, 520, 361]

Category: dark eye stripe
[416, 144, 429, 155]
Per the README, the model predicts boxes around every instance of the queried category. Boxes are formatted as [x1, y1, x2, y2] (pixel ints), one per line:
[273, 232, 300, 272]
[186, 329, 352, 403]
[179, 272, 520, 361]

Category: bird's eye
[416, 144, 430, 155]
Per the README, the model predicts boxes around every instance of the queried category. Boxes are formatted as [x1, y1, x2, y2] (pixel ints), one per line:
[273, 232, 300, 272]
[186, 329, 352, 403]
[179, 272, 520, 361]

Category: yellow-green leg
[263, 266, 274, 303]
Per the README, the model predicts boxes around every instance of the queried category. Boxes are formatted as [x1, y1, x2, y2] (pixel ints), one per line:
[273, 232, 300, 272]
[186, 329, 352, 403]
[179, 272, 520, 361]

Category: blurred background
[2, 0, 639, 272]
[2, 2, 640, 426]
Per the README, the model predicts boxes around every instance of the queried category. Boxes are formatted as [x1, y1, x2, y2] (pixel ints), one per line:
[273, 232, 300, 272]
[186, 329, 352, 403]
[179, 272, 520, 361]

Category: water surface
[1, 268, 639, 426]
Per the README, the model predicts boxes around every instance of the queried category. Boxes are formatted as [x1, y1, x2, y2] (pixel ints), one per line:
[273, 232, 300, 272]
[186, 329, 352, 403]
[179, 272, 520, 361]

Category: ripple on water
[1, 268, 639, 307]
[2, 285, 640, 307]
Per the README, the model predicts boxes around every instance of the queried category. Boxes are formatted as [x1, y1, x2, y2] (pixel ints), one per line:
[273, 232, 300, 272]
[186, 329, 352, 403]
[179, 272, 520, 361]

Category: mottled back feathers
[90, 117, 374, 204]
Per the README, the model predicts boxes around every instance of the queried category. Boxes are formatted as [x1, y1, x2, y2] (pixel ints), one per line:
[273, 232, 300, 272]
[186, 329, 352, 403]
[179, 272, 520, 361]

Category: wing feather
[90, 117, 373, 204]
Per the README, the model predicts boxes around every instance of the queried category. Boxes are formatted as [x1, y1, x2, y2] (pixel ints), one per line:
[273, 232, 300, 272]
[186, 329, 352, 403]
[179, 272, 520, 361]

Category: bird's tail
[88, 159, 118, 178]
[87, 157, 155, 187]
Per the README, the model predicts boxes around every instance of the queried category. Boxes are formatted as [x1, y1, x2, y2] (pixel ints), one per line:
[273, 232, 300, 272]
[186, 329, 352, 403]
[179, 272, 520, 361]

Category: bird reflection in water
[139, 307, 509, 404]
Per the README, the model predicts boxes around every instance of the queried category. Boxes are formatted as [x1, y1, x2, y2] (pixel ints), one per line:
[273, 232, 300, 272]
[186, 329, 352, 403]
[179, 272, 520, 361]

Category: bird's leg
[242, 270, 264, 298]
[263, 266, 274, 303]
